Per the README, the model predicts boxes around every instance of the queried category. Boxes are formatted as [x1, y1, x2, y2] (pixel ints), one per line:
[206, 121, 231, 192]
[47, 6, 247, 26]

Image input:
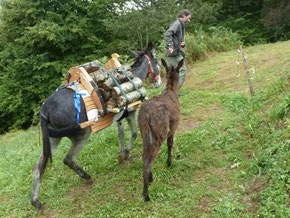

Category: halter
[144, 55, 160, 80]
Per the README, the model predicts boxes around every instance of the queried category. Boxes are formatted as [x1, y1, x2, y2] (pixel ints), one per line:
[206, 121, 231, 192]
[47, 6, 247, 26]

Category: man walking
[165, 9, 192, 94]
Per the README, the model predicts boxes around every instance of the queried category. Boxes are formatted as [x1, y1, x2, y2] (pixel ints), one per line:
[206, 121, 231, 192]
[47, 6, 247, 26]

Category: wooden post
[239, 45, 255, 96]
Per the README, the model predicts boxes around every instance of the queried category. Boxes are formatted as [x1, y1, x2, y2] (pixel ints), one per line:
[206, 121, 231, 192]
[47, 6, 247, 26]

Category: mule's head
[131, 42, 162, 88]
[161, 58, 184, 93]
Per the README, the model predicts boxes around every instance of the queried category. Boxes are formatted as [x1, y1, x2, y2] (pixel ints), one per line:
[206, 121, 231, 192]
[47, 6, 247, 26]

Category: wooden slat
[108, 100, 142, 113]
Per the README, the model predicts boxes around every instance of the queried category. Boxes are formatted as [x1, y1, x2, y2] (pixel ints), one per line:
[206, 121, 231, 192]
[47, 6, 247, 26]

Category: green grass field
[0, 41, 289, 217]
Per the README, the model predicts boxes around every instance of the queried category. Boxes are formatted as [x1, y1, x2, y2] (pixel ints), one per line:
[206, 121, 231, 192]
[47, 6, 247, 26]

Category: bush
[185, 26, 241, 63]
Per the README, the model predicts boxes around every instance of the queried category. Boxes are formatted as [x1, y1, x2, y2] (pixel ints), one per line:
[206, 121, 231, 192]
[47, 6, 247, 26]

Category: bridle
[144, 54, 160, 80]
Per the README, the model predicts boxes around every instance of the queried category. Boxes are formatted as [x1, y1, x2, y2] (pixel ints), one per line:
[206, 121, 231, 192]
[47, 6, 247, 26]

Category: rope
[101, 67, 130, 109]
[118, 68, 144, 102]
[88, 62, 145, 106]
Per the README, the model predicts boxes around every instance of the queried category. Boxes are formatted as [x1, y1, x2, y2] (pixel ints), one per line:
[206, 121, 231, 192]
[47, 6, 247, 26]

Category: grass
[0, 40, 289, 217]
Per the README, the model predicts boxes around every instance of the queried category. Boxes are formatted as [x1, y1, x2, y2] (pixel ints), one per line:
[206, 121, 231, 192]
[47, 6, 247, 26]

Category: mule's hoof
[144, 196, 150, 202]
[118, 152, 131, 164]
[125, 154, 131, 160]
[84, 177, 93, 184]
[31, 200, 42, 211]
[118, 153, 126, 164]
[83, 174, 91, 181]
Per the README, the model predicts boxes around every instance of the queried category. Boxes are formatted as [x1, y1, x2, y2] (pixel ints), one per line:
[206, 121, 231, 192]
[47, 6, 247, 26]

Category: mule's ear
[130, 50, 141, 56]
[147, 42, 153, 51]
[161, 58, 168, 71]
[176, 59, 184, 73]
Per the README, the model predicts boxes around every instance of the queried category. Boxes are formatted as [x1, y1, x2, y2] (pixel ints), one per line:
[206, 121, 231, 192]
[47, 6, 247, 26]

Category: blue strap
[73, 82, 85, 124]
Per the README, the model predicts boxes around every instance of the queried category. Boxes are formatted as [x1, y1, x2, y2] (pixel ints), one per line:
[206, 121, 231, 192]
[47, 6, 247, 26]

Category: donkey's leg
[64, 128, 91, 180]
[125, 110, 138, 153]
[118, 111, 138, 162]
[117, 118, 127, 162]
[167, 134, 174, 167]
[143, 151, 153, 202]
[143, 136, 157, 202]
[31, 137, 61, 211]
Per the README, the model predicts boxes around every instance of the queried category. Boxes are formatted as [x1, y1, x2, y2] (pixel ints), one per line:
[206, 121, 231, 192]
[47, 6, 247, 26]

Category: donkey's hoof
[31, 199, 42, 211]
[84, 177, 93, 184]
[118, 152, 131, 164]
[118, 153, 126, 164]
[80, 171, 91, 181]
[144, 196, 150, 202]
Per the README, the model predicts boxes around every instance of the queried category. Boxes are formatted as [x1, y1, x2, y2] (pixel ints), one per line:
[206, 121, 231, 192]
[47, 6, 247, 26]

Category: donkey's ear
[161, 58, 168, 71]
[130, 50, 141, 56]
[176, 59, 184, 73]
[147, 42, 153, 51]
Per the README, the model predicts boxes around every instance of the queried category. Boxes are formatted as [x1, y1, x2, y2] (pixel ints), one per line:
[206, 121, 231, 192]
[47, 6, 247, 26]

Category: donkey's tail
[141, 125, 154, 157]
[40, 113, 81, 164]
[40, 113, 52, 175]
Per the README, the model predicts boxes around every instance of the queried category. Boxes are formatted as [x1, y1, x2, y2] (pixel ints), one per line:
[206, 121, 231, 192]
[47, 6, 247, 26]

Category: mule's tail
[40, 114, 52, 176]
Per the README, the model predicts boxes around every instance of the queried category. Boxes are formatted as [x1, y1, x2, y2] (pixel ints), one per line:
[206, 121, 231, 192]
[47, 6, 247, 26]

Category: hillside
[0, 41, 289, 217]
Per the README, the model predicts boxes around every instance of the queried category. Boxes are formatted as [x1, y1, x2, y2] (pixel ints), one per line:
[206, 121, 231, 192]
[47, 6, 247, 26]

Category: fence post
[239, 45, 255, 96]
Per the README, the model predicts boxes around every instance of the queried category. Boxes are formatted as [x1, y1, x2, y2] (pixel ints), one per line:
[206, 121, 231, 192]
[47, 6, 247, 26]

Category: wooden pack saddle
[64, 55, 142, 131]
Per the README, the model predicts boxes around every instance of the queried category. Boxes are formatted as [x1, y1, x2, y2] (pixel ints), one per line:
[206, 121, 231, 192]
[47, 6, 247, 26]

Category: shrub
[185, 26, 241, 63]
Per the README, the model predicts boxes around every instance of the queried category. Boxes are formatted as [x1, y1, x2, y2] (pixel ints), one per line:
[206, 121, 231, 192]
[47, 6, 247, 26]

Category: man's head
[178, 9, 192, 24]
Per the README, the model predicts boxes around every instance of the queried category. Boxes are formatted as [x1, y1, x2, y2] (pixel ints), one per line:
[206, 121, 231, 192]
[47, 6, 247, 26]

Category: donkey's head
[161, 58, 184, 93]
[131, 42, 162, 88]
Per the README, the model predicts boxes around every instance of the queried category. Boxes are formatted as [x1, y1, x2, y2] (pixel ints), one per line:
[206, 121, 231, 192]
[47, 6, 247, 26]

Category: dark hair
[178, 9, 192, 18]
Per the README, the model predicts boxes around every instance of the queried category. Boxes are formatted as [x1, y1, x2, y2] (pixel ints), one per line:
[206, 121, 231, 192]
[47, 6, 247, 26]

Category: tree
[213, 0, 266, 44]
[104, 0, 182, 52]
[0, 0, 117, 132]
[262, 0, 290, 41]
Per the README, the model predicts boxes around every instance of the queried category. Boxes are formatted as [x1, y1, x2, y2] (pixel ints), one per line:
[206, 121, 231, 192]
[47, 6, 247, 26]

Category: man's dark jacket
[165, 19, 185, 57]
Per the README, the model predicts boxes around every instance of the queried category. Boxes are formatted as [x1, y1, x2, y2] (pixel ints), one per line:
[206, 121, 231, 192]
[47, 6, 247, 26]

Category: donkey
[31, 43, 161, 211]
[138, 58, 184, 202]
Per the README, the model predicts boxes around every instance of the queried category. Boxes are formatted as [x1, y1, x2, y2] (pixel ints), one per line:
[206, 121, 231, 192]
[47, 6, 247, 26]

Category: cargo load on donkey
[64, 54, 147, 132]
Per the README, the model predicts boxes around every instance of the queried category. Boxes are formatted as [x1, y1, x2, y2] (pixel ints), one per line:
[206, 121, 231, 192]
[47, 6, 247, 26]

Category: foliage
[0, 40, 289, 216]
[104, 0, 182, 52]
[183, 0, 222, 28]
[185, 26, 241, 62]
[0, 0, 290, 132]
[213, 0, 266, 44]
[0, 0, 117, 133]
[262, 0, 290, 42]
[192, 0, 290, 44]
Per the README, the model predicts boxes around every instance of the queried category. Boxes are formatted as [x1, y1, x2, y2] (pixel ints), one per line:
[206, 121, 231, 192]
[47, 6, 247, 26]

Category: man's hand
[181, 41, 185, 48]
[168, 48, 174, 54]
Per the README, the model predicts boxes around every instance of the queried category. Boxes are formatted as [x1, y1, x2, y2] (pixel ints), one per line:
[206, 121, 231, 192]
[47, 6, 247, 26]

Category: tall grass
[157, 26, 241, 64]
[186, 26, 241, 62]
